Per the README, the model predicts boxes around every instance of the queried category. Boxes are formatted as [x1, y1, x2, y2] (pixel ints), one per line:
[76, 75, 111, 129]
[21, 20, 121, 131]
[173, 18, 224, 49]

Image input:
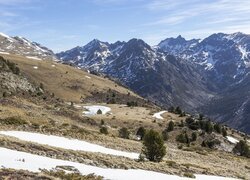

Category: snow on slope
[83, 105, 111, 115]
[0, 51, 10, 55]
[226, 136, 239, 144]
[0, 131, 138, 159]
[0, 32, 56, 60]
[0, 32, 14, 42]
[152, 111, 167, 120]
[0, 147, 236, 180]
[26, 56, 42, 61]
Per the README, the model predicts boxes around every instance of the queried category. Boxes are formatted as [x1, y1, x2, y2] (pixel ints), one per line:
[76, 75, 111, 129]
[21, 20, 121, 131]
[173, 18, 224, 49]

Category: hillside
[0, 53, 145, 105]
[0, 54, 249, 179]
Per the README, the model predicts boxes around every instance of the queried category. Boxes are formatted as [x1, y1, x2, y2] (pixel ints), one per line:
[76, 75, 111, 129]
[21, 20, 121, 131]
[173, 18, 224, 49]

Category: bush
[174, 106, 182, 114]
[162, 129, 169, 141]
[0, 117, 27, 126]
[126, 101, 138, 107]
[142, 129, 166, 162]
[233, 140, 249, 157]
[176, 132, 190, 144]
[184, 172, 195, 178]
[198, 114, 204, 120]
[214, 123, 222, 134]
[201, 139, 220, 149]
[167, 121, 174, 132]
[191, 132, 197, 141]
[185, 117, 194, 125]
[97, 109, 102, 114]
[100, 126, 108, 135]
[205, 121, 213, 134]
[119, 127, 130, 139]
[222, 128, 227, 137]
[136, 127, 146, 140]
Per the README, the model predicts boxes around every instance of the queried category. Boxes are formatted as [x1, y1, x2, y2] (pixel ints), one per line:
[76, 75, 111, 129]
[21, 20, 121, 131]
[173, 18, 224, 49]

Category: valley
[0, 54, 249, 179]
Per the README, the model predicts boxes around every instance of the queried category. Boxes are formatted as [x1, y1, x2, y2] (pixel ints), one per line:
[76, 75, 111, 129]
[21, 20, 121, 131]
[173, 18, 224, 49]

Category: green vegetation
[141, 129, 166, 162]
[183, 172, 195, 178]
[233, 140, 249, 158]
[0, 117, 27, 126]
[136, 126, 146, 140]
[222, 128, 227, 137]
[42, 169, 103, 180]
[176, 132, 190, 144]
[119, 127, 130, 139]
[201, 139, 220, 149]
[214, 124, 222, 134]
[100, 126, 108, 135]
[191, 132, 197, 141]
[126, 101, 138, 107]
[167, 121, 174, 132]
[204, 121, 213, 134]
[97, 109, 102, 114]
[0, 56, 20, 75]
[161, 129, 169, 141]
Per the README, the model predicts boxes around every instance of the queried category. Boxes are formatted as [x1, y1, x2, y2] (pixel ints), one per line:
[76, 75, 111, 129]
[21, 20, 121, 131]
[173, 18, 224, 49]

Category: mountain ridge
[56, 32, 250, 133]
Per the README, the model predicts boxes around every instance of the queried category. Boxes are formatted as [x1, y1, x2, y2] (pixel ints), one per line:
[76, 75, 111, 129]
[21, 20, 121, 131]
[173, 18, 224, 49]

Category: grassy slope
[0, 54, 140, 102]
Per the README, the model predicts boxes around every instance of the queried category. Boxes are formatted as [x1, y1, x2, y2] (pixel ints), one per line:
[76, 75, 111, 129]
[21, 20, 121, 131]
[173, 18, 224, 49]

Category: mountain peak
[85, 39, 109, 48]
[126, 38, 151, 49]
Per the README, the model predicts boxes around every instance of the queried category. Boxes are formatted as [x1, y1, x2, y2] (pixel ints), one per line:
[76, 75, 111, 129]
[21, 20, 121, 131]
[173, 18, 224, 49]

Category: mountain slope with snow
[57, 32, 250, 133]
[0, 33, 57, 60]
[57, 38, 213, 111]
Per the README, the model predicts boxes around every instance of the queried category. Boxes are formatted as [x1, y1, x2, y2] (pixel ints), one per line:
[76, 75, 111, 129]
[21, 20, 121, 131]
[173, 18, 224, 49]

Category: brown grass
[1, 54, 140, 102]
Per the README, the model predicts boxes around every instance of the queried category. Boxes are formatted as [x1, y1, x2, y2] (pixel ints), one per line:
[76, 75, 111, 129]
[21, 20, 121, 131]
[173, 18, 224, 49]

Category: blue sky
[0, 0, 250, 52]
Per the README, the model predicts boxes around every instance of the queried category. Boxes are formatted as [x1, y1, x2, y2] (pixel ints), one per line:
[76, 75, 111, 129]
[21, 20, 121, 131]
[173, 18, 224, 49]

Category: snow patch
[0, 32, 14, 42]
[0, 51, 9, 55]
[0, 131, 138, 159]
[152, 111, 167, 120]
[226, 136, 239, 144]
[26, 56, 42, 61]
[33, 66, 38, 69]
[0, 147, 235, 180]
[0, 147, 182, 180]
[83, 105, 111, 115]
[73, 104, 82, 109]
[85, 75, 91, 79]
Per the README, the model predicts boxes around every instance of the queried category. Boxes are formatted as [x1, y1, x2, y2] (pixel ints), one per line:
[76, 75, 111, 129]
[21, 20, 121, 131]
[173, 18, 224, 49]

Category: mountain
[57, 32, 250, 133]
[158, 32, 250, 133]
[0, 32, 57, 60]
[58, 38, 214, 111]
[159, 32, 250, 89]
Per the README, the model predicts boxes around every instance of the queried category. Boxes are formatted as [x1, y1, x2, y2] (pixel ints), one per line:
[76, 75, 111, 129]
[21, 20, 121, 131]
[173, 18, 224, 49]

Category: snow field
[0, 131, 139, 159]
[152, 111, 167, 119]
[0, 147, 236, 180]
[83, 105, 111, 115]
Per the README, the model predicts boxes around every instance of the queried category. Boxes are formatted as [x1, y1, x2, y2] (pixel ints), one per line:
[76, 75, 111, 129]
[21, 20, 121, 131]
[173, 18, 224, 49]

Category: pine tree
[142, 129, 166, 162]
[167, 121, 174, 132]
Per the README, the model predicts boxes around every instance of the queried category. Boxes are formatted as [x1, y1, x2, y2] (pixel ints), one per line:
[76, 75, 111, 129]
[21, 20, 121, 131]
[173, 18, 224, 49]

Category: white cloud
[145, 0, 250, 26]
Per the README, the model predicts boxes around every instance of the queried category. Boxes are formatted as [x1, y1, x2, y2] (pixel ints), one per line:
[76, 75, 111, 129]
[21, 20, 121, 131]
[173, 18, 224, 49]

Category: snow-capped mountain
[57, 32, 250, 133]
[0, 32, 57, 60]
[57, 38, 214, 111]
[158, 32, 250, 89]
[159, 32, 250, 133]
